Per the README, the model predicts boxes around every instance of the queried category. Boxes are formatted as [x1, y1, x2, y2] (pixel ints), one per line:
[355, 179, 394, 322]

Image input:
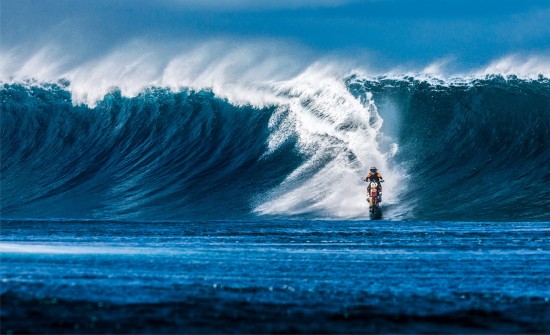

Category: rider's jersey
[366, 172, 384, 183]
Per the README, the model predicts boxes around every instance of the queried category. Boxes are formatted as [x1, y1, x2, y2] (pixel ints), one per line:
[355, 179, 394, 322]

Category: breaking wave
[1, 44, 549, 221]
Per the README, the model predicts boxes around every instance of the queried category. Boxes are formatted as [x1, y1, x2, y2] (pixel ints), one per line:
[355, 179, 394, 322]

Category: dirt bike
[367, 181, 381, 214]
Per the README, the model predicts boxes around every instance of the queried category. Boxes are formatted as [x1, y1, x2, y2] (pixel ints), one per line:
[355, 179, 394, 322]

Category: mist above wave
[1, 38, 549, 107]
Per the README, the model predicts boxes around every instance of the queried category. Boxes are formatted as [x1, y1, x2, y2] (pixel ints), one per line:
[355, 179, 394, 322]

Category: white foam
[0, 243, 163, 255]
[253, 63, 406, 218]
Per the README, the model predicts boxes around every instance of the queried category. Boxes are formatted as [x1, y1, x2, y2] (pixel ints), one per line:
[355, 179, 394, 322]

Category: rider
[364, 166, 384, 202]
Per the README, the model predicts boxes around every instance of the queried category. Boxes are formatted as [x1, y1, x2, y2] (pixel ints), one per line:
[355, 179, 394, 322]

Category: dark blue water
[1, 219, 549, 333]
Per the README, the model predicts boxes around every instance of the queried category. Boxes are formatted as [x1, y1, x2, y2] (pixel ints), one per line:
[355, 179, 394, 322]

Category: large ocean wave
[1, 44, 549, 221]
[2, 75, 548, 221]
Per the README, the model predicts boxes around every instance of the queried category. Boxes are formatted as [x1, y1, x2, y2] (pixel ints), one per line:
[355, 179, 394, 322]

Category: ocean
[1, 75, 549, 333]
[1, 219, 549, 333]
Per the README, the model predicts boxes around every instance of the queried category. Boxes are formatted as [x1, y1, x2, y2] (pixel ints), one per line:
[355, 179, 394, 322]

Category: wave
[2, 75, 549, 221]
[1, 42, 549, 221]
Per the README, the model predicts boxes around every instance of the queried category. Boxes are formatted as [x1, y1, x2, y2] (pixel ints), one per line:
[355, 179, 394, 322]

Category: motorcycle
[367, 181, 382, 215]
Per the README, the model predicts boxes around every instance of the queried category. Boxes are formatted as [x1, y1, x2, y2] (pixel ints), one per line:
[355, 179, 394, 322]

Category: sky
[1, 0, 550, 72]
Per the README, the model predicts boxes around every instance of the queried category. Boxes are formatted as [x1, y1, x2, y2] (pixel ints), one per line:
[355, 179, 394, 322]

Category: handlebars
[364, 179, 384, 183]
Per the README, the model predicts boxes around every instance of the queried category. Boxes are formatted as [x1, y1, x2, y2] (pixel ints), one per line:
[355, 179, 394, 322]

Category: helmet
[370, 166, 377, 172]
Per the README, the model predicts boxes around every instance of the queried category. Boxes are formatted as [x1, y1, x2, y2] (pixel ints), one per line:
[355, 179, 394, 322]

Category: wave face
[1, 85, 284, 220]
[1, 76, 549, 221]
[347, 76, 550, 221]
